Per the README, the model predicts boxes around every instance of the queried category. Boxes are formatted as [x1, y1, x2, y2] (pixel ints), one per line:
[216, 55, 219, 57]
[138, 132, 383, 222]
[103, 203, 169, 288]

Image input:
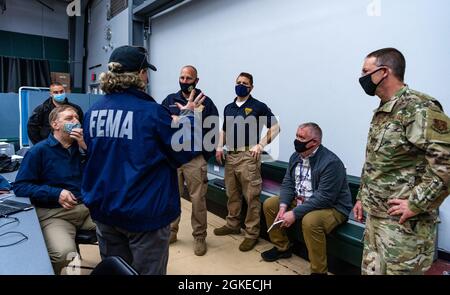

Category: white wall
[0, 0, 68, 39]
[149, 0, 450, 174]
[148, 0, 450, 251]
[439, 199, 450, 252]
[85, 0, 130, 89]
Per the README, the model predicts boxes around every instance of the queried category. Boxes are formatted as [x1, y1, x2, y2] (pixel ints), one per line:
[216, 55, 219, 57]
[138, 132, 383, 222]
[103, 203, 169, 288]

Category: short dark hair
[50, 82, 64, 88]
[367, 48, 406, 81]
[299, 122, 322, 141]
[237, 72, 253, 85]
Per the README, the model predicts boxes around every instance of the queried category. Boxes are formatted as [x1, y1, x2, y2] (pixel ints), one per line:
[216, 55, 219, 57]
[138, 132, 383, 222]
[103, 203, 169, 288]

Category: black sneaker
[261, 247, 292, 262]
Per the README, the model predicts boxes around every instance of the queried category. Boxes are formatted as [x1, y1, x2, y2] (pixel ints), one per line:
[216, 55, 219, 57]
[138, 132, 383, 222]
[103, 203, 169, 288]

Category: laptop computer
[0, 200, 33, 217]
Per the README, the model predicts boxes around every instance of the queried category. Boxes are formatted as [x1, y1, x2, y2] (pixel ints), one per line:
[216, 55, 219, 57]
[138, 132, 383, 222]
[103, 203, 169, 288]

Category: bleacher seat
[205, 157, 364, 268]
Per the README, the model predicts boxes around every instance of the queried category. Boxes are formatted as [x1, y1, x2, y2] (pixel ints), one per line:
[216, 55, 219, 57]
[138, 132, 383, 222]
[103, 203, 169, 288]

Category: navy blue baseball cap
[109, 45, 157, 72]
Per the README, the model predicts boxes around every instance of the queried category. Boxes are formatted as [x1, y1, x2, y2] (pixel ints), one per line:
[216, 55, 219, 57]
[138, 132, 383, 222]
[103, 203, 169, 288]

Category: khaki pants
[224, 151, 262, 239]
[37, 204, 96, 274]
[263, 196, 347, 273]
[362, 214, 436, 275]
[170, 155, 208, 239]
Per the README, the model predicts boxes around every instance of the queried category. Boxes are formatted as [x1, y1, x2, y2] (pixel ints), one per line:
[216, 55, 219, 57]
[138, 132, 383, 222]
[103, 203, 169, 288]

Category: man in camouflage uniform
[353, 48, 450, 275]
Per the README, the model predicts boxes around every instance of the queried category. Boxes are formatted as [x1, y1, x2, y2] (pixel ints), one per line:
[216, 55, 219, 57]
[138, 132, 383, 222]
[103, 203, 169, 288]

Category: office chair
[75, 229, 98, 259]
[91, 256, 139, 275]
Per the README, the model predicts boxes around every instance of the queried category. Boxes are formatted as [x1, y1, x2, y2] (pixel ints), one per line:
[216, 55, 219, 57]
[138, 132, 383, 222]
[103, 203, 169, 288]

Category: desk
[0, 194, 54, 274]
[1, 171, 17, 184]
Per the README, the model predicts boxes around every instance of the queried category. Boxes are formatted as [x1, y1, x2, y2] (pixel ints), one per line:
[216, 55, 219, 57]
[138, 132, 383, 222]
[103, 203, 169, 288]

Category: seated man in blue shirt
[13, 105, 95, 275]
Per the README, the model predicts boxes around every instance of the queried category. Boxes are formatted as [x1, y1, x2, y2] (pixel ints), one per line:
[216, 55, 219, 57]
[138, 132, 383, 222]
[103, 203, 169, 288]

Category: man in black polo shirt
[214, 72, 280, 251]
[161, 65, 219, 256]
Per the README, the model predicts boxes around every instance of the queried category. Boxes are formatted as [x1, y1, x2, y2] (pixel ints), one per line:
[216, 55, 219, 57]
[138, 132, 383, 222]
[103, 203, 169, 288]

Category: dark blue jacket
[161, 89, 219, 161]
[13, 134, 84, 208]
[81, 88, 199, 232]
[279, 145, 352, 220]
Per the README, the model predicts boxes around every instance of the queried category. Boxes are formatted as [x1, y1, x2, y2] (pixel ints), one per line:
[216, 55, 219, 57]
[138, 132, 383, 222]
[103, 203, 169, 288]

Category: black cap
[109, 45, 157, 72]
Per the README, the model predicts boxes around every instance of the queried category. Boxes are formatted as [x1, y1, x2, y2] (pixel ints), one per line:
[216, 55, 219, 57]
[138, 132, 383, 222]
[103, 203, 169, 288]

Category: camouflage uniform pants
[362, 214, 437, 275]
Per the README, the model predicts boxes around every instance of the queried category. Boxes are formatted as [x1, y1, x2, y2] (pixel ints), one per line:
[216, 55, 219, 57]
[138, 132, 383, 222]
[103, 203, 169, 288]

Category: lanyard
[297, 161, 310, 194]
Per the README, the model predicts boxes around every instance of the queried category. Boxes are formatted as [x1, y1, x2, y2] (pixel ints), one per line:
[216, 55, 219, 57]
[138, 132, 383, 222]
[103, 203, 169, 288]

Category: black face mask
[294, 139, 314, 153]
[359, 68, 386, 96]
[179, 82, 196, 95]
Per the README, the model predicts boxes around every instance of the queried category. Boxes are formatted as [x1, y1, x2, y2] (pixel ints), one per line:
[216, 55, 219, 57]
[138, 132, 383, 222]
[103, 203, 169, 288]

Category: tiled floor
[167, 198, 309, 275]
[63, 198, 450, 275]
[63, 198, 310, 275]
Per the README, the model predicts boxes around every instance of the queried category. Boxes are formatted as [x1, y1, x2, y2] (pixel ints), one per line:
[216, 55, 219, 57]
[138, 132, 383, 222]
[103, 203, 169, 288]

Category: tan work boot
[169, 232, 177, 244]
[213, 225, 241, 236]
[239, 238, 258, 252]
[194, 238, 207, 256]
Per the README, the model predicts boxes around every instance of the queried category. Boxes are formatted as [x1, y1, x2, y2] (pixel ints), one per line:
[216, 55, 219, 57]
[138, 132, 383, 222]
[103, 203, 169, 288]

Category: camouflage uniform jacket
[357, 85, 450, 220]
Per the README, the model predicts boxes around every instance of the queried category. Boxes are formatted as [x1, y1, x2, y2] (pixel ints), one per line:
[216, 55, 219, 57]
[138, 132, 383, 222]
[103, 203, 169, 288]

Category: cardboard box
[51, 72, 71, 93]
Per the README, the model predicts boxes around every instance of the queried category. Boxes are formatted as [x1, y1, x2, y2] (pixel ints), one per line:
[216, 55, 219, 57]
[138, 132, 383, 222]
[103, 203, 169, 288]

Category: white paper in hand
[267, 219, 284, 232]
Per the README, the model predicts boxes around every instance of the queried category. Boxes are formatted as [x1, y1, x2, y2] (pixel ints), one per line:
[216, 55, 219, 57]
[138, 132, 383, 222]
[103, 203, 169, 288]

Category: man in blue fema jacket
[261, 122, 352, 275]
[81, 46, 204, 275]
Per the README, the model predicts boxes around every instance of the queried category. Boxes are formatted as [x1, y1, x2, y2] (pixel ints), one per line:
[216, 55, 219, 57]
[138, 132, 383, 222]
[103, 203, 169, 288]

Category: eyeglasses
[361, 65, 388, 77]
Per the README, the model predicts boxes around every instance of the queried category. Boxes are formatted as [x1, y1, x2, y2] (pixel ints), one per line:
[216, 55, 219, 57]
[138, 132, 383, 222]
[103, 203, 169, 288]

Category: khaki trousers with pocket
[263, 196, 347, 273]
[224, 151, 262, 239]
[170, 155, 209, 239]
[37, 204, 96, 274]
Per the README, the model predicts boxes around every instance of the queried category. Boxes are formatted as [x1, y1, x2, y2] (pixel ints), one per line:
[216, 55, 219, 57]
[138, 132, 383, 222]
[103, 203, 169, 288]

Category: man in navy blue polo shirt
[14, 105, 95, 274]
[81, 46, 204, 275]
[161, 65, 219, 256]
[214, 72, 280, 252]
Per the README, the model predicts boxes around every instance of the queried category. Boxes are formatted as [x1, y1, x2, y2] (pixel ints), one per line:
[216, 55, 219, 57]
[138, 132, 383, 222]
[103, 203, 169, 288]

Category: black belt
[228, 146, 251, 154]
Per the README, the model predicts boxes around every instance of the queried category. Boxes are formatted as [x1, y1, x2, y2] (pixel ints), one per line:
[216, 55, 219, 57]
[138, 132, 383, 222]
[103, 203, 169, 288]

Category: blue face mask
[235, 84, 250, 97]
[63, 123, 81, 133]
[53, 93, 66, 103]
